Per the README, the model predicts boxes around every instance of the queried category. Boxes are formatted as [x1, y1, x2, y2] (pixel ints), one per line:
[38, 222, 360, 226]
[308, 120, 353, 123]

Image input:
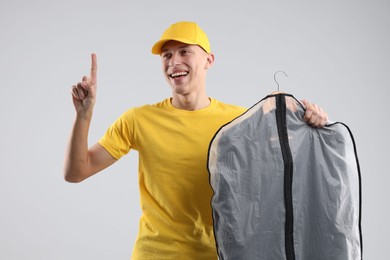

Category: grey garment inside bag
[208, 94, 362, 260]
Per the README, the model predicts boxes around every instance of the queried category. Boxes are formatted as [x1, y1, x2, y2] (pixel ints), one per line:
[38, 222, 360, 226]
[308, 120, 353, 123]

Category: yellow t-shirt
[98, 98, 246, 260]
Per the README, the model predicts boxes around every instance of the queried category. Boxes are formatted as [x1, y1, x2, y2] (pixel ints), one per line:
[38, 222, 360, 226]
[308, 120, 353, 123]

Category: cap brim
[151, 38, 199, 55]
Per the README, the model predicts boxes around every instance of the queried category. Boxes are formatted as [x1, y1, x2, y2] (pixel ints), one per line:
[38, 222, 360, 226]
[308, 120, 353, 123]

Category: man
[64, 21, 328, 259]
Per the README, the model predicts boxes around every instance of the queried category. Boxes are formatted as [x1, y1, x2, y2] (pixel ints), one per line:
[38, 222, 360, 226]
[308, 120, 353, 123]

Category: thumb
[300, 99, 308, 109]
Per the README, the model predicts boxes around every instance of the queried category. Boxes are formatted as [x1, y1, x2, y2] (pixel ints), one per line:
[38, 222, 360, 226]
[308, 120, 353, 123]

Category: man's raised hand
[71, 53, 98, 115]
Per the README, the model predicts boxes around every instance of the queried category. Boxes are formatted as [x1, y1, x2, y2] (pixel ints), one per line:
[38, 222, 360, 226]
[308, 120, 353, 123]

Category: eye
[162, 52, 172, 60]
[180, 49, 190, 55]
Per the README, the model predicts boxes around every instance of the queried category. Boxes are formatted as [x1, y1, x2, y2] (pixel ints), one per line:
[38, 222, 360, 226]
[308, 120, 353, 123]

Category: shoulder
[121, 98, 170, 116]
[212, 98, 247, 113]
[134, 98, 171, 111]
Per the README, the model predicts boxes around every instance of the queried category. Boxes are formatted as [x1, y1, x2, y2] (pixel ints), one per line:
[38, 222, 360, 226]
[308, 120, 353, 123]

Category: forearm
[64, 112, 93, 182]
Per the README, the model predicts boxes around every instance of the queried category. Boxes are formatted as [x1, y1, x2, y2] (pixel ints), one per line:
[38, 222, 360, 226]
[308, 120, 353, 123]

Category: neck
[171, 93, 210, 111]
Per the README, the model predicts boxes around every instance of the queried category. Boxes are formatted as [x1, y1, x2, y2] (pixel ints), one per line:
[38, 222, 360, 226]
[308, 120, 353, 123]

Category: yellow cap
[151, 21, 211, 55]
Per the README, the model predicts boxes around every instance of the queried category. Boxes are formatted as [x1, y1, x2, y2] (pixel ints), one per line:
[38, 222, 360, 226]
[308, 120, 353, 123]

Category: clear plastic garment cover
[207, 94, 362, 260]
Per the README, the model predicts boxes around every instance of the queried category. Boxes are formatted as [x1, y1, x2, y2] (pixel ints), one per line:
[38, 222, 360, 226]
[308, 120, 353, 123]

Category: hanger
[266, 71, 297, 112]
[274, 71, 288, 92]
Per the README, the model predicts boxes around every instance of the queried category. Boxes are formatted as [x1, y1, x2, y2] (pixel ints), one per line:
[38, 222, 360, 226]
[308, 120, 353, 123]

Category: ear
[204, 53, 215, 69]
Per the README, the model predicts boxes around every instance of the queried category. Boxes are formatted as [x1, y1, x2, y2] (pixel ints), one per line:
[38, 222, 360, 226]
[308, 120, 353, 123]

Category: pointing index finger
[90, 53, 97, 82]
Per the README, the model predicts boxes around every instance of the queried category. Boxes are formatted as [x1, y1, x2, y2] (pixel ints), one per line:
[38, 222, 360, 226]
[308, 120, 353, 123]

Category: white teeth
[170, 72, 188, 78]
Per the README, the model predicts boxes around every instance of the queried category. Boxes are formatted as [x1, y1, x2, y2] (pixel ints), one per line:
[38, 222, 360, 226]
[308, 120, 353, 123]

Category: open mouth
[169, 71, 189, 79]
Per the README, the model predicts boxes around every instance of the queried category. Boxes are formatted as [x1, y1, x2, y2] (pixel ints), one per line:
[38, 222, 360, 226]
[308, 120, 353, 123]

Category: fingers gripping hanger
[274, 71, 288, 92]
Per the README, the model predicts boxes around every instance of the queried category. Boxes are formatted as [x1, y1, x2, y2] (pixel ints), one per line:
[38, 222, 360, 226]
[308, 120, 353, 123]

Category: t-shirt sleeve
[98, 108, 135, 160]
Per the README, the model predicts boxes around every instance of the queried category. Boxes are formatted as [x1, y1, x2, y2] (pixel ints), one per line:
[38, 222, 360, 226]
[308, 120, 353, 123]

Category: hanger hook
[274, 71, 288, 92]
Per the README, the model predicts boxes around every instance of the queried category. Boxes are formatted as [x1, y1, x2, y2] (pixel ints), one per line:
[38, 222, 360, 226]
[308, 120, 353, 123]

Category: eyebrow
[161, 45, 192, 54]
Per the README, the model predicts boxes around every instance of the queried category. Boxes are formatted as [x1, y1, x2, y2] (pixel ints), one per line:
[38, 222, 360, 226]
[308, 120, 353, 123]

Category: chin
[171, 85, 190, 95]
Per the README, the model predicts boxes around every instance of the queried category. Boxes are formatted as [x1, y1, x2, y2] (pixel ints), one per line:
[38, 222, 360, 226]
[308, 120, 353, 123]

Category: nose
[169, 51, 182, 67]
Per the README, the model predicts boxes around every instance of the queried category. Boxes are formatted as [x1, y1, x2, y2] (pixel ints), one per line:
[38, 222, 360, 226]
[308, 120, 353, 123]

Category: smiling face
[161, 41, 214, 98]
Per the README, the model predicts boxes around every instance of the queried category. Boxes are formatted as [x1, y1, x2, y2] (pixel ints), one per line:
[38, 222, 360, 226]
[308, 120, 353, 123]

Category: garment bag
[207, 93, 362, 260]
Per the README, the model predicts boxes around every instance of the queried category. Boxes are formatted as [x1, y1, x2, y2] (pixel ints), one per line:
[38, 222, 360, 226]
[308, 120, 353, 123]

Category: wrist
[76, 109, 93, 121]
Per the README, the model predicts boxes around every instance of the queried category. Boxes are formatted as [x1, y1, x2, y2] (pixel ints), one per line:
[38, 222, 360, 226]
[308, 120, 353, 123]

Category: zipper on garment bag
[275, 94, 296, 260]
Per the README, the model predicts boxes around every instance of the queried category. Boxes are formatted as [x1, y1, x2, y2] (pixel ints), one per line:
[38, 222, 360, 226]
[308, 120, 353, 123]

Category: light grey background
[0, 0, 388, 259]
